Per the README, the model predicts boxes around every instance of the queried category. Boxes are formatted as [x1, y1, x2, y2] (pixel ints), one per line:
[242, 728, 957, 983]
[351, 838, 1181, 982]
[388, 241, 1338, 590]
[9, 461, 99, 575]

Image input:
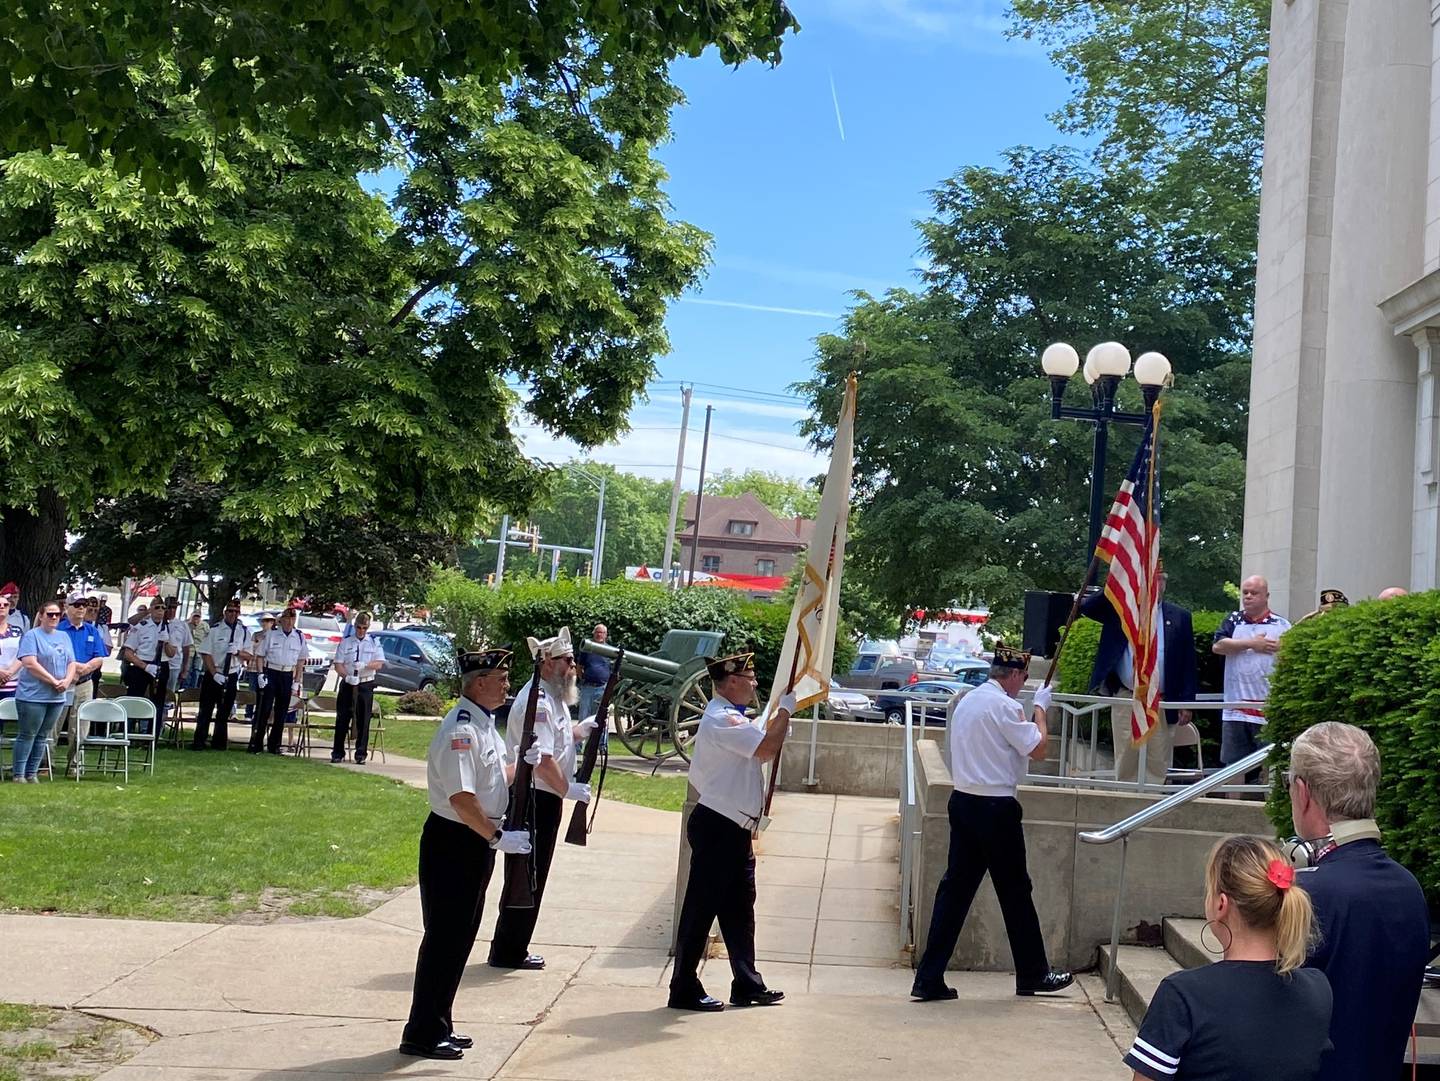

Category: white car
[822, 678, 874, 720]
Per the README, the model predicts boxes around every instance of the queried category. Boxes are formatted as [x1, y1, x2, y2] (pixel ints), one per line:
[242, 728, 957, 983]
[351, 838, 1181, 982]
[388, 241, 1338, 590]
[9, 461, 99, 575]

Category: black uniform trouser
[122, 661, 169, 732]
[403, 813, 496, 1048]
[488, 790, 563, 965]
[915, 791, 1050, 989]
[670, 802, 766, 1000]
[193, 673, 238, 749]
[249, 669, 294, 753]
[332, 681, 375, 760]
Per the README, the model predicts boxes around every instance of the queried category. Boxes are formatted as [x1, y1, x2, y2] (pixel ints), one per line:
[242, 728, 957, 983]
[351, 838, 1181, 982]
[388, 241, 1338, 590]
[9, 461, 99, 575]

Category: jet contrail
[829, 70, 846, 142]
[680, 298, 839, 319]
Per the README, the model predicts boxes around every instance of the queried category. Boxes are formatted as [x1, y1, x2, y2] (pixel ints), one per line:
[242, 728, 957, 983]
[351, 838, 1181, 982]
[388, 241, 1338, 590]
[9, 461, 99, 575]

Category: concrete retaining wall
[911, 739, 1271, 972]
[775, 717, 939, 798]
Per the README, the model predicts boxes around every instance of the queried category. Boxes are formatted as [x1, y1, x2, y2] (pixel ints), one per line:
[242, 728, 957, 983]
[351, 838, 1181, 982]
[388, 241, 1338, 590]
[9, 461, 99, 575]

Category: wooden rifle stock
[499, 654, 546, 909]
[565, 646, 624, 847]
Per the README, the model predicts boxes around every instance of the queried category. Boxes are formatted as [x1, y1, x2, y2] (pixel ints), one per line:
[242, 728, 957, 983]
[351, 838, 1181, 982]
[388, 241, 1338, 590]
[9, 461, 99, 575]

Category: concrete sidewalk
[1, 750, 1130, 1079]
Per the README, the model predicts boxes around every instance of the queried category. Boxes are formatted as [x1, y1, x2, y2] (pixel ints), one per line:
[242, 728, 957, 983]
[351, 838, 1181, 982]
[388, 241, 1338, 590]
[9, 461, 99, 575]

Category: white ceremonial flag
[764, 373, 857, 718]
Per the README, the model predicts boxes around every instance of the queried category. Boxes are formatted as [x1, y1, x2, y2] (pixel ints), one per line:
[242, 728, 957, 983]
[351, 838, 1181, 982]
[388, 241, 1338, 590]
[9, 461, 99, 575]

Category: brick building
[676, 493, 814, 581]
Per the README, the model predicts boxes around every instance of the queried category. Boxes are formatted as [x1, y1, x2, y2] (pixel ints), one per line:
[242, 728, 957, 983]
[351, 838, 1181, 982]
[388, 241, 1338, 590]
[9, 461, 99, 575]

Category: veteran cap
[526, 626, 574, 661]
[990, 643, 1032, 671]
[460, 647, 513, 676]
[1319, 588, 1349, 608]
[706, 651, 756, 681]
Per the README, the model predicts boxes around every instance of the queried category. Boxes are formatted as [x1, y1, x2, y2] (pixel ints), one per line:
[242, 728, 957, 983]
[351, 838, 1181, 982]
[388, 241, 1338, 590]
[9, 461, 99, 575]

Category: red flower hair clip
[1267, 859, 1295, 890]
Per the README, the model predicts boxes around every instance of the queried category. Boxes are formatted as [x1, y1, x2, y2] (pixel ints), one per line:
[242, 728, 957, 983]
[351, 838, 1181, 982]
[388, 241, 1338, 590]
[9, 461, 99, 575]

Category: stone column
[1313, 1, 1430, 600]
[1411, 328, 1440, 588]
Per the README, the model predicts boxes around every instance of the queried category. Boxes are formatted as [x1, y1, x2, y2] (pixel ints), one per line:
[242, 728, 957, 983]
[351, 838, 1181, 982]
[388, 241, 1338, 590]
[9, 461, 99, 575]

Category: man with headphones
[1288, 722, 1430, 1081]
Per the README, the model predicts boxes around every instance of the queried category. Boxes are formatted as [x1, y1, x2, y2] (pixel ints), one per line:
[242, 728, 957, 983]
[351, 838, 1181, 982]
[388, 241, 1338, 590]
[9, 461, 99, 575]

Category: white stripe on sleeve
[1127, 1038, 1179, 1076]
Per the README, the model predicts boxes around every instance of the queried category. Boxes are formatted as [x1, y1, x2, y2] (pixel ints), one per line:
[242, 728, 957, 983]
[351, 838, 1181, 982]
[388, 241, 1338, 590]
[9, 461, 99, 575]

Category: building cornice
[1380, 268, 1440, 335]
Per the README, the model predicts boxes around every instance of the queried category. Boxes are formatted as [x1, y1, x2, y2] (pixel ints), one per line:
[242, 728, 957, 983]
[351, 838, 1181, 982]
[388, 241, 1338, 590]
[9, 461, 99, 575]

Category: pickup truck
[845, 653, 928, 691]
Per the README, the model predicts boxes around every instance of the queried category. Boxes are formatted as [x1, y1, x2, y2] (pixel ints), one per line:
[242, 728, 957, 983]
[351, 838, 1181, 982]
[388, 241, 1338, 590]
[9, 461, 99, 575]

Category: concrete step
[1096, 944, 1183, 1029]
[1162, 917, 1213, 971]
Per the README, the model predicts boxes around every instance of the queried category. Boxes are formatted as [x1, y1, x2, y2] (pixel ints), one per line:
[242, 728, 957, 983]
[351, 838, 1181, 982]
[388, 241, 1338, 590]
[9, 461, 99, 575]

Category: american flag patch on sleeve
[451, 736, 472, 751]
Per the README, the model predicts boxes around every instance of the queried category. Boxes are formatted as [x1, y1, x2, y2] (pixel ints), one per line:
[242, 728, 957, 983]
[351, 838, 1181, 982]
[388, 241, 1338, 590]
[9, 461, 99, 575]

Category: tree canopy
[706, 468, 819, 520]
[2, 0, 797, 190]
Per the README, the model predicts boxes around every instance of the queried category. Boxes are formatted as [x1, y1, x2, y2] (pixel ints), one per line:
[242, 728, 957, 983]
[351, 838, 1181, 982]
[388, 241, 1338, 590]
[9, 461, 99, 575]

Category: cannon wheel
[668, 669, 711, 763]
[612, 680, 677, 761]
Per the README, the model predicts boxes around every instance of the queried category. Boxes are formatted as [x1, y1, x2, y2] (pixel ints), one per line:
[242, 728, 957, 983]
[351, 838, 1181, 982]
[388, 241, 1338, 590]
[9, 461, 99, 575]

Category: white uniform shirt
[688, 695, 766, 829]
[334, 634, 385, 682]
[169, 619, 194, 653]
[124, 618, 177, 665]
[202, 619, 250, 676]
[427, 697, 510, 824]
[1214, 609, 1290, 724]
[258, 627, 308, 670]
[948, 679, 1042, 798]
[504, 676, 575, 797]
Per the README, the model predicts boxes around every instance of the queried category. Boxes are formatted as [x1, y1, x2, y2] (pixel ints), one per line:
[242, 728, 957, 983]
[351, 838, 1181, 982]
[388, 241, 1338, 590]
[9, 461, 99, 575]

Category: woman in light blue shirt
[12, 603, 78, 782]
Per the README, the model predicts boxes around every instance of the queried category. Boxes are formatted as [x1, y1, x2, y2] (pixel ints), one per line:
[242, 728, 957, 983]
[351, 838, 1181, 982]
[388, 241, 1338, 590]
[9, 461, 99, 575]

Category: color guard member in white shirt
[331, 611, 385, 764]
[119, 597, 179, 720]
[400, 648, 535, 1061]
[192, 598, 249, 750]
[911, 645, 1072, 1001]
[489, 626, 599, 970]
[668, 651, 795, 1013]
[248, 607, 308, 755]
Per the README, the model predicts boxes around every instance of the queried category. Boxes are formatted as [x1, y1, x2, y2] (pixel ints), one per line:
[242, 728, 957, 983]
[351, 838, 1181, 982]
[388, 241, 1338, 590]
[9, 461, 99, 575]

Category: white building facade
[1245, 0, 1440, 616]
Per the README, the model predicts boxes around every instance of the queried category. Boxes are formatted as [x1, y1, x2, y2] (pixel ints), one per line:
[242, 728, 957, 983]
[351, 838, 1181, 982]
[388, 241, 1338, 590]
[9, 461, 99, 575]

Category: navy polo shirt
[1298, 838, 1430, 1081]
[59, 617, 109, 667]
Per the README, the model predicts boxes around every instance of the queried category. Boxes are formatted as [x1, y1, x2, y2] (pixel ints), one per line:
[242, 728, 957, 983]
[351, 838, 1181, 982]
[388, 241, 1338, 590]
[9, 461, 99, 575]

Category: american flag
[1096, 405, 1163, 745]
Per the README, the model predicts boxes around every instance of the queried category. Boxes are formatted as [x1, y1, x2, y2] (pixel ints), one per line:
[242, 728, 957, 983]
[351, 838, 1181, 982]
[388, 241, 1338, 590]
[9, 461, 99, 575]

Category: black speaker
[1023, 590, 1074, 658]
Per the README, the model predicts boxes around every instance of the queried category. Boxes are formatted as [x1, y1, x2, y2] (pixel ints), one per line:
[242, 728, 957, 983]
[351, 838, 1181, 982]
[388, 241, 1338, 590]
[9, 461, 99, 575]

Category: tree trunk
[0, 489, 69, 617]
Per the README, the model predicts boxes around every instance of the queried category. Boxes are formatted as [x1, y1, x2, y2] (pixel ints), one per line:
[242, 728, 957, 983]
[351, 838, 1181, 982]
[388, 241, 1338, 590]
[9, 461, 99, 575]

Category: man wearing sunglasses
[193, 599, 249, 750]
[55, 592, 111, 778]
[120, 597, 179, 723]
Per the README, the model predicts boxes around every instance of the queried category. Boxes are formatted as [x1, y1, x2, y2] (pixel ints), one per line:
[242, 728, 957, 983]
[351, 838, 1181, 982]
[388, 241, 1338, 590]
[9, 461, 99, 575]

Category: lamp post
[570, 466, 608, 585]
[1041, 341, 1172, 554]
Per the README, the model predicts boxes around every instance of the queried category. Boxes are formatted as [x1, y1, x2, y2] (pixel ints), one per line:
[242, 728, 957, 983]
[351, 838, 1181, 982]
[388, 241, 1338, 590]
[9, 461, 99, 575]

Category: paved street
[1, 752, 1131, 1079]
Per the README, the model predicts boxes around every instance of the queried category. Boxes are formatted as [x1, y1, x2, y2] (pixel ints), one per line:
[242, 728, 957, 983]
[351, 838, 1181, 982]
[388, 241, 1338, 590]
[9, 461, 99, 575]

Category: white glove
[494, 830, 532, 855]
[144, 664, 159, 678]
[258, 674, 268, 689]
[566, 781, 592, 803]
[212, 672, 227, 686]
[575, 715, 600, 736]
[1033, 684, 1053, 715]
[523, 743, 543, 767]
[345, 674, 360, 686]
[777, 692, 798, 715]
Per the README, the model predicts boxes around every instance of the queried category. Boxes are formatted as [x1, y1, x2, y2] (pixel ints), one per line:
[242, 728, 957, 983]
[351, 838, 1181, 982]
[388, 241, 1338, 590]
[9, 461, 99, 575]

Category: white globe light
[1082, 356, 1098, 385]
[1134, 351, 1172, 387]
[1041, 342, 1080, 377]
[1086, 341, 1132, 378]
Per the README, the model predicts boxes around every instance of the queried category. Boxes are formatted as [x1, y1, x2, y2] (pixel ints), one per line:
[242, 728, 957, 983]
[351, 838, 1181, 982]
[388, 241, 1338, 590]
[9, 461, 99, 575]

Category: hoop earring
[1200, 920, 1232, 956]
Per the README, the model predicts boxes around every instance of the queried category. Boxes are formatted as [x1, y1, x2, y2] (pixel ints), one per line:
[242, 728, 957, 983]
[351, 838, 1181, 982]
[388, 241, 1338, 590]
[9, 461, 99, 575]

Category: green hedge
[486, 578, 855, 691]
[1263, 595, 1440, 901]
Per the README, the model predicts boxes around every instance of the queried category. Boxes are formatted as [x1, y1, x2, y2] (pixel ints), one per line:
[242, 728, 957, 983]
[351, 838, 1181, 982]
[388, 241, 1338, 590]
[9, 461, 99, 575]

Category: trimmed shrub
[1263, 594, 1440, 901]
[396, 689, 447, 716]
[425, 567, 499, 652]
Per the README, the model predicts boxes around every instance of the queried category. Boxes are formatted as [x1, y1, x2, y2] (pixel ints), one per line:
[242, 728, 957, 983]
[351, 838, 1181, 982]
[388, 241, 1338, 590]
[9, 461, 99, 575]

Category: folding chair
[76, 698, 129, 783]
[0, 697, 55, 781]
[286, 690, 308, 755]
[168, 689, 203, 748]
[115, 696, 158, 776]
[1171, 719, 1205, 771]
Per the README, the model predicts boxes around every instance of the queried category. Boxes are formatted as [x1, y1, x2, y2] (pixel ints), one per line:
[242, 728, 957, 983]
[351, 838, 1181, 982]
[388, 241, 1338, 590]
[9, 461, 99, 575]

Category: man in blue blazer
[1079, 565, 1198, 783]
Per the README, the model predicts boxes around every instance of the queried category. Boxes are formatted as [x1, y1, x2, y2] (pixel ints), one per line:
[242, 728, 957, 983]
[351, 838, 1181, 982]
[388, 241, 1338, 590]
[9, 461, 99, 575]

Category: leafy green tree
[0, 53, 710, 615]
[798, 148, 1248, 625]
[706, 468, 819, 520]
[1, 0, 797, 189]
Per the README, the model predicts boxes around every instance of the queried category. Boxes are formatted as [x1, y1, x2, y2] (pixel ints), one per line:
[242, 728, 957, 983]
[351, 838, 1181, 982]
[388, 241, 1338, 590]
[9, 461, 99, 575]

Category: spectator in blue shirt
[577, 623, 613, 723]
[12, 603, 77, 782]
[56, 592, 111, 777]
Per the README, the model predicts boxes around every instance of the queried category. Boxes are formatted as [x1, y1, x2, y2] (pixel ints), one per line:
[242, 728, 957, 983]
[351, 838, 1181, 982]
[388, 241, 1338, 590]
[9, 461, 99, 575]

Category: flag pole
[759, 646, 805, 826]
[1131, 397, 1164, 746]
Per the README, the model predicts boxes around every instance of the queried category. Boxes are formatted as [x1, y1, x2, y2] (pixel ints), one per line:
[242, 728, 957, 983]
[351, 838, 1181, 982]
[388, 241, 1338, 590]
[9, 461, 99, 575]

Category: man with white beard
[488, 626, 599, 970]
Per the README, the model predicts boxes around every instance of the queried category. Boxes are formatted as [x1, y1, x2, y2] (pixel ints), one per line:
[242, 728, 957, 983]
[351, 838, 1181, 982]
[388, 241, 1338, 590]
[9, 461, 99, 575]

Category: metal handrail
[1078, 744, 1271, 846]
[1083, 743, 1272, 1002]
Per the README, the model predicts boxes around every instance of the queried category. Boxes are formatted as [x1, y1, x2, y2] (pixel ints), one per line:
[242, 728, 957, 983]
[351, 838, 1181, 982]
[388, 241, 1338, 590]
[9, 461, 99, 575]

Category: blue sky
[519, 0, 1079, 481]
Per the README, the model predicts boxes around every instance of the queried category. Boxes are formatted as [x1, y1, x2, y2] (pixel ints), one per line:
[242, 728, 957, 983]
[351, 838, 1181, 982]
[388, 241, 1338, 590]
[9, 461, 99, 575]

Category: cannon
[580, 629, 726, 762]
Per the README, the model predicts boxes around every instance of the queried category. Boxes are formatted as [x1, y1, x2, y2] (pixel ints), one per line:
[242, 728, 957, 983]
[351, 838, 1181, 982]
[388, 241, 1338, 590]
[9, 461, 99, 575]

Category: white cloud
[678, 297, 840, 319]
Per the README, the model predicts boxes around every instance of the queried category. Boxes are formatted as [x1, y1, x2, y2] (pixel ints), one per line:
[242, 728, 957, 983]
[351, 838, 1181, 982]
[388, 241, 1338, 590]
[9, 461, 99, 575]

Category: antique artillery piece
[580, 629, 726, 762]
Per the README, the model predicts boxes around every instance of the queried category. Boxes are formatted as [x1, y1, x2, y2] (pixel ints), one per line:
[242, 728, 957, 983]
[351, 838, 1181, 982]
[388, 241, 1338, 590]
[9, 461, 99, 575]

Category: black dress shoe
[667, 994, 726, 1012]
[1016, 971, 1074, 996]
[910, 982, 959, 1002]
[490, 953, 545, 970]
[398, 1039, 463, 1060]
[447, 1032, 473, 1049]
[729, 988, 784, 1007]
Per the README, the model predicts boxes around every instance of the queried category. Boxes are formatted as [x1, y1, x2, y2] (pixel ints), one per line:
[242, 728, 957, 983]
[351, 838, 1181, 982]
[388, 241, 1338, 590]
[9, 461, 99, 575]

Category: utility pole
[661, 385, 692, 591]
[685, 404, 714, 588]
[493, 514, 509, 588]
[591, 473, 606, 585]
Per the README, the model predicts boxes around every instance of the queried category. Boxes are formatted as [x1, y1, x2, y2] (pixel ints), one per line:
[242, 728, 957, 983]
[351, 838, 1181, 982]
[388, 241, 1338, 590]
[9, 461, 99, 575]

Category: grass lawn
[0, 749, 425, 921]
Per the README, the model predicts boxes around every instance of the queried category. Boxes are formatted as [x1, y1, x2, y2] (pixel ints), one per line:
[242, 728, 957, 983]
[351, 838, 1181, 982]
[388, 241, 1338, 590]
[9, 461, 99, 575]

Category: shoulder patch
[451, 735, 473, 751]
[456, 709, 471, 724]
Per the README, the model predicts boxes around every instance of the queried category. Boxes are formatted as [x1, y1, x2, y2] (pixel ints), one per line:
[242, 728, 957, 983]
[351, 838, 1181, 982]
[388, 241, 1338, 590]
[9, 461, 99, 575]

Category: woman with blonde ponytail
[1124, 836, 1333, 1080]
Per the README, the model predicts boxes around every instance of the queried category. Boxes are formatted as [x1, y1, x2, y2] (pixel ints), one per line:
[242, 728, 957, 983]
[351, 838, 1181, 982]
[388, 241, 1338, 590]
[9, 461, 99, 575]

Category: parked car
[935, 656, 989, 685]
[370, 629, 455, 694]
[819, 679, 873, 720]
[845, 652, 924, 691]
[874, 679, 975, 725]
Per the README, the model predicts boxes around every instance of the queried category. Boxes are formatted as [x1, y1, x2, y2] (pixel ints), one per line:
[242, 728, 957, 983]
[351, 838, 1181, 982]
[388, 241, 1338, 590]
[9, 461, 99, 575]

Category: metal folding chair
[76, 698, 129, 783]
[115, 696, 158, 775]
[0, 696, 55, 781]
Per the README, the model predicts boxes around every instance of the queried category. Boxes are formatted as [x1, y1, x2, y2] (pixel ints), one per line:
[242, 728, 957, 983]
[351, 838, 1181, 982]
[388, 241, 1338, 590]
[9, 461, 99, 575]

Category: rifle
[499, 649, 546, 909]
[565, 646, 624, 847]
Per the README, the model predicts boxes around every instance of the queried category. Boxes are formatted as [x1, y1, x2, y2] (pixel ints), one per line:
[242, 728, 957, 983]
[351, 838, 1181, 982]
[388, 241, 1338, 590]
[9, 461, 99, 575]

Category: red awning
[696, 573, 789, 592]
